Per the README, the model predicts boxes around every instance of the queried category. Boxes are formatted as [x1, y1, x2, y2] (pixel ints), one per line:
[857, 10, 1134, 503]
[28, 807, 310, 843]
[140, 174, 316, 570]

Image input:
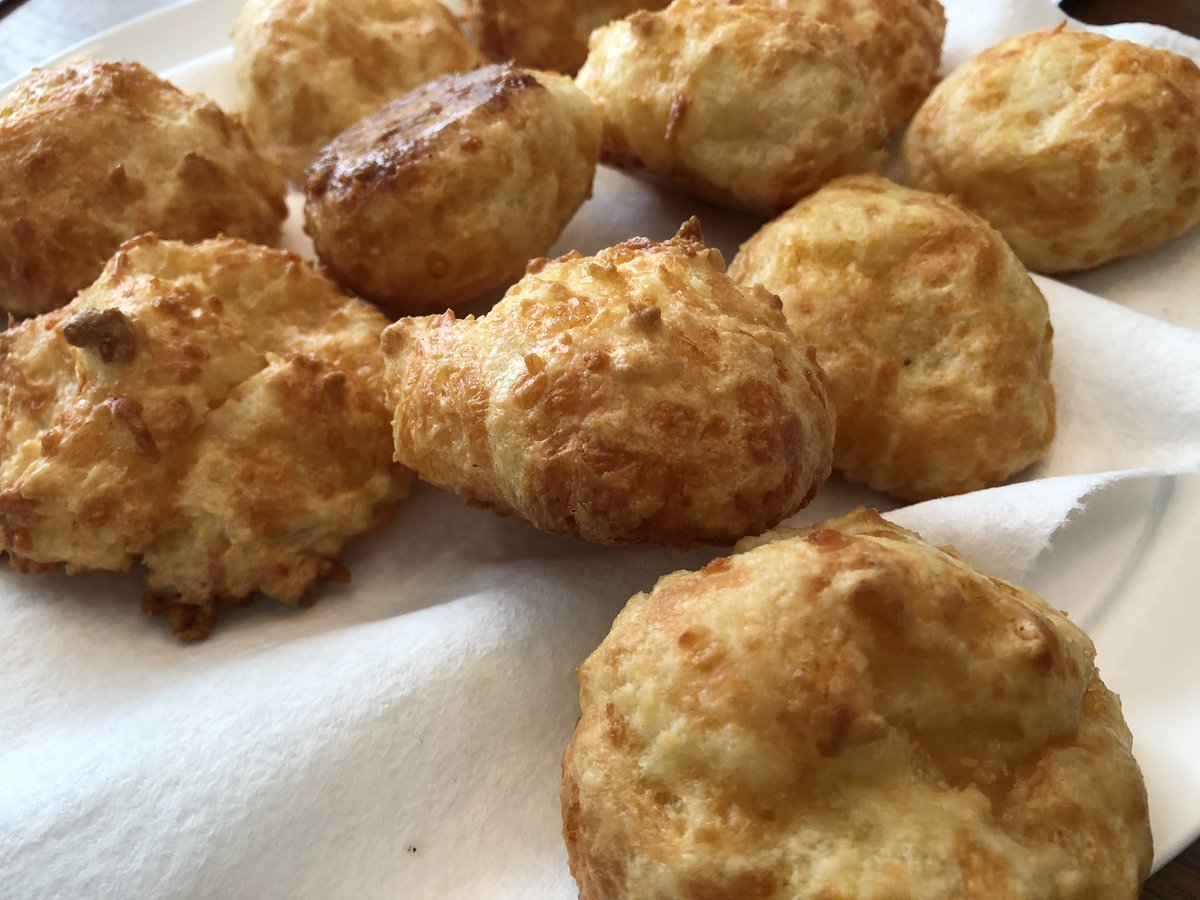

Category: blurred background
[1061, 0, 1200, 34]
[1, 0, 1199, 84]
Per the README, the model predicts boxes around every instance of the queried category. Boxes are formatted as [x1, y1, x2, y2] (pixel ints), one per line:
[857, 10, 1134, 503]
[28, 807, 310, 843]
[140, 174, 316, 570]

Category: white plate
[3, 0, 1199, 893]
[1025, 472, 1200, 868]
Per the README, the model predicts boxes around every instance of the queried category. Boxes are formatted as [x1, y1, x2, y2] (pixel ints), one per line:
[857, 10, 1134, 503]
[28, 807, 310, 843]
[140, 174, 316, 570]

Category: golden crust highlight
[381, 219, 835, 547]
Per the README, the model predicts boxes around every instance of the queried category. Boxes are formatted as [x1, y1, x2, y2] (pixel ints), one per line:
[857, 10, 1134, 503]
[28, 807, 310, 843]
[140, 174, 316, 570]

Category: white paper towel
[3, 1, 1200, 896]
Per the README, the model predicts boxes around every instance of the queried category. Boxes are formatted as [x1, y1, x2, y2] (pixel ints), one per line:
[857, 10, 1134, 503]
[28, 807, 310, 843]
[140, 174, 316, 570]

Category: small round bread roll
[380, 219, 835, 547]
[305, 63, 601, 315]
[575, 0, 888, 216]
[0, 60, 287, 318]
[233, 0, 485, 182]
[730, 175, 1055, 501]
[903, 27, 1200, 273]
[576, 2, 888, 217]
[0, 235, 411, 640]
[710, 0, 946, 132]
[563, 508, 1153, 899]
[465, 0, 670, 74]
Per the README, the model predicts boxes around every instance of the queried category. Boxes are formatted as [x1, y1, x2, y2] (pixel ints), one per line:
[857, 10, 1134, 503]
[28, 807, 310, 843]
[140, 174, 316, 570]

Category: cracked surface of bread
[465, 0, 670, 75]
[234, 0, 485, 182]
[902, 27, 1200, 273]
[381, 219, 835, 548]
[730, 175, 1055, 501]
[0, 60, 287, 317]
[562, 508, 1153, 899]
[305, 63, 601, 315]
[0, 235, 411, 639]
[709, 0, 945, 133]
[575, 0, 887, 216]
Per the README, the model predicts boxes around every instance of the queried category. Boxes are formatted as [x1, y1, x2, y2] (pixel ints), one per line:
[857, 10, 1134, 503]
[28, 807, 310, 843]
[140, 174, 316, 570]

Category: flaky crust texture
[730, 175, 1055, 501]
[0, 60, 287, 318]
[575, 0, 887, 216]
[0, 235, 411, 639]
[381, 220, 835, 547]
[712, 0, 945, 132]
[466, 0, 671, 74]
[305, 64, 601, 315]
[902, 27, 1200, 274]
[562, 508, 1153, 900]
[233, 0, 485, 182]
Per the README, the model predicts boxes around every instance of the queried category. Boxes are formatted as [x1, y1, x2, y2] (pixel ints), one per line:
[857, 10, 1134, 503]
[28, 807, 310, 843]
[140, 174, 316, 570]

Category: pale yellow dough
[903, 27, 1200, 273]
[708, 0, 946, 133]
[730, 175, 1055, 501]
[0, 60, 286, 317]
[575, 0, 887, 216]
[563, 508, 1153, 899]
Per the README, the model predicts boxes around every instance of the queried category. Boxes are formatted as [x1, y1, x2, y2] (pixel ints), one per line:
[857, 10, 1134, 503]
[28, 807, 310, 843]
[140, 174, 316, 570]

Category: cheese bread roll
[730, 175, 1055, 501]
[381, 220, 835, 547]
[903, 27, 1200, 273]
[709, 0, 945, 133]
[576, 0, 887, 216]
[563, 509, 1153, 899]
[305, 64, 600, 315]
[0, 61, 286, 317]
[0, 236, 410, 639]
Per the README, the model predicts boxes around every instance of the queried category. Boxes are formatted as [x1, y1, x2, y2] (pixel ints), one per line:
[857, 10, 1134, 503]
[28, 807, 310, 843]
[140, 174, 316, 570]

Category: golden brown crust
[730, 175, 1055, 501]
[233, 0, 486, 182]
[710, 0, 945, 132]
[902, 27, 1200, 273]
[304, 63, 601, 315]
[0, 235, 411, 639]
[575, 0, 888, 216]
[0, 60, 287, 317]
[563, 508, 1153, 899]
[465, 0, 671, 74]
[380, 219, 835, 547]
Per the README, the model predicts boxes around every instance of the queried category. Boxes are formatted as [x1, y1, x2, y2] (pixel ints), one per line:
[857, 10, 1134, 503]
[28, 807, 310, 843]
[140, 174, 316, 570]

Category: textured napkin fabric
[2, 1, 1200, 898]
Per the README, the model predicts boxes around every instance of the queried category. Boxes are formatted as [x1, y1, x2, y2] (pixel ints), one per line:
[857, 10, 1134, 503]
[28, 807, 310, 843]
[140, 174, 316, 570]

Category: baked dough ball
[710, 0, 945, 132]
[576, 0, 887, 216]
[0, 60, 287, 318]
[562, 508, 1153, 899]
[903, 27, 1200, 273]
[465, 0, 670, 75]
[380, 219, 835, 547]
[730, 175, 1055, 501]
[305, 63, 601, 315]
[233, 0, 485, 182]
[0, 235, 411, 640]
